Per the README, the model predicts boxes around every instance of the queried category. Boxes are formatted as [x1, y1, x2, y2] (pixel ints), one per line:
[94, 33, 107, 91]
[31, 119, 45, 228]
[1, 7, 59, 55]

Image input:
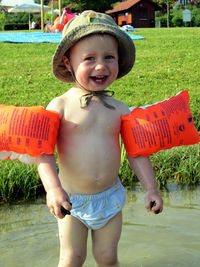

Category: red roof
[107, 0, 141, 14]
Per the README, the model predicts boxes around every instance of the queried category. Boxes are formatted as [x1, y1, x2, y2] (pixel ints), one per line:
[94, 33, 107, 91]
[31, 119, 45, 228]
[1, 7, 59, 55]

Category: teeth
[91, 76, 107, 83]
[94, 76, 105, 80]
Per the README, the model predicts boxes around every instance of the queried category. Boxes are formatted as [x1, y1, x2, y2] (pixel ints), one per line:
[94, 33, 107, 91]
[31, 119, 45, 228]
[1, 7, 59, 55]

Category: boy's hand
[145, 190, 163, 214]
[46, 186, 72, 219]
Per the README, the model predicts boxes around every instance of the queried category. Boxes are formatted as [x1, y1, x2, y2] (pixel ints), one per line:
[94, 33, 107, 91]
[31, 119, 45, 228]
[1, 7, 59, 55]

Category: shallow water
[0, 184, 200, 267]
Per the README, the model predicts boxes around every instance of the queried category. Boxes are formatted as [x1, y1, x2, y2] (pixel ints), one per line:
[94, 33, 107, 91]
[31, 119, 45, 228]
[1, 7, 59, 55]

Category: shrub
[156, 13, 167, 27]
[0, 10, 7, 31]
[44, 12, 57, 24]
[6, 12, 30, 24]
[156, 4, 200, 27]
[171, 13, 183, 27]
[5, 12, 32, 30]
[194, 13, 200, 26]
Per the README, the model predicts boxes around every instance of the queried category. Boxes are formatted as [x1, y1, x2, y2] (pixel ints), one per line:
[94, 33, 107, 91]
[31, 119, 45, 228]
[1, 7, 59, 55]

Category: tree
[154, 0, 174, 27]
[61, 0, 112, 12]
[35, 0, 50, 5]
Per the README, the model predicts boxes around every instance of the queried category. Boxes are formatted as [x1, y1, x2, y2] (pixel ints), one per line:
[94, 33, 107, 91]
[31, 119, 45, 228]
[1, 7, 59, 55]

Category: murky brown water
[0, 184, 200, 267]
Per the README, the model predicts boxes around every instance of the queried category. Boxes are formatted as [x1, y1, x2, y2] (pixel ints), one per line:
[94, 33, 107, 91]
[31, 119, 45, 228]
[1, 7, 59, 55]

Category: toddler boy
[37, 10, 163, 267]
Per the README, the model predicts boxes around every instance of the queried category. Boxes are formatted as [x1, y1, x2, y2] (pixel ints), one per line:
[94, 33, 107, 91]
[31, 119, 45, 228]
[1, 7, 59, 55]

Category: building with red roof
[107, 0, 160, 28]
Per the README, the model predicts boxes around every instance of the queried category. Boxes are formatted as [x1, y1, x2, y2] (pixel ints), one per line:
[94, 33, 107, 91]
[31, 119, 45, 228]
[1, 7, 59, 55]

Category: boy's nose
[95, 61, 106, 71]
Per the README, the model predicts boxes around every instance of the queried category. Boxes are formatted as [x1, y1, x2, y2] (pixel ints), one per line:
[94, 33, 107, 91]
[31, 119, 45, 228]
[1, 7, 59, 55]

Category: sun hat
[52, 10, 135, 83]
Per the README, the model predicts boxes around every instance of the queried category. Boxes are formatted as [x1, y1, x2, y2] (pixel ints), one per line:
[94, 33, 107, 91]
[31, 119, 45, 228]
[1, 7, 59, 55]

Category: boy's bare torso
[47, 87, 129, 194]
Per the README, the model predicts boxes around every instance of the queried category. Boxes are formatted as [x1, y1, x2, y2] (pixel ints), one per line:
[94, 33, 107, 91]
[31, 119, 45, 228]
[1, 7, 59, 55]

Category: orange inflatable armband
[121, 91, 200, 157]
[0, 105, 60, 164]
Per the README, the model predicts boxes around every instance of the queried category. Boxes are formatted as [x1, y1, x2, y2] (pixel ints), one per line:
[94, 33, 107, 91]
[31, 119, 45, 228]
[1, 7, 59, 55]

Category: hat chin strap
[67, 58, 115, 109]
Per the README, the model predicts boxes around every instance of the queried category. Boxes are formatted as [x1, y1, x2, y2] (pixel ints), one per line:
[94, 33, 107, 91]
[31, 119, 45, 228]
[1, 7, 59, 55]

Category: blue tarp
[126, 32, 144, 40]
[0, 32, 62, 43]
[0, 31, 144, 43]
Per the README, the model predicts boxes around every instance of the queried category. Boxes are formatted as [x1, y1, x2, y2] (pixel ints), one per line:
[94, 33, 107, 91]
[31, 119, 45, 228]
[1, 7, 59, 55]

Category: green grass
[112, 28, 200, 129]
[0, 28, 199, 202]
[0, 161, 43, 203]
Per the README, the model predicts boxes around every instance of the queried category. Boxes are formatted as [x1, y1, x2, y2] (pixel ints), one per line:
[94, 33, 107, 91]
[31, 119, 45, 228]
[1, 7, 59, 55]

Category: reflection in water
[0, 184, 200, 267]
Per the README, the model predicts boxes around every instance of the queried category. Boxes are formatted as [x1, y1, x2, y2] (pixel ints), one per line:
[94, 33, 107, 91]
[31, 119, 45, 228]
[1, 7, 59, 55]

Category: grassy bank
[0, 27, 199, 202]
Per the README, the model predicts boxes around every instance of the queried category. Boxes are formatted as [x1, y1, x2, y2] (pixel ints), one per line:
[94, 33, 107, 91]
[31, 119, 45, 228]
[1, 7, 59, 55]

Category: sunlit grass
[0, 161, 43, 203]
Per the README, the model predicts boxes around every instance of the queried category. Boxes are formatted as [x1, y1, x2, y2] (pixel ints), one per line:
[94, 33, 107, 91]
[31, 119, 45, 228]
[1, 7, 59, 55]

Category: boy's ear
[63, 56, 71, 72]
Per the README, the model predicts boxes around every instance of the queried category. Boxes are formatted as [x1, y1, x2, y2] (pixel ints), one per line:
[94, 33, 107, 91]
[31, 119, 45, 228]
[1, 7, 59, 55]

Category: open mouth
[90, 75, 108, 84]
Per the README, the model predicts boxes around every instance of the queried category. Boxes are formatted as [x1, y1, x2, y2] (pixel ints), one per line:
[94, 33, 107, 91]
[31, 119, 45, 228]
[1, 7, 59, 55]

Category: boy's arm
[36, 154, 72, 219]
[119, 102, 163, 214]
[36, 97, 71, 218]
[127, 155, 163, 214]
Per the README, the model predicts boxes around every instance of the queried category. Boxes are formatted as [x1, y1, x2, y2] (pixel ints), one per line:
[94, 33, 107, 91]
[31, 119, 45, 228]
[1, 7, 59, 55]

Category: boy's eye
[84, 56, 94, 61]
[105, 55, 115, 60]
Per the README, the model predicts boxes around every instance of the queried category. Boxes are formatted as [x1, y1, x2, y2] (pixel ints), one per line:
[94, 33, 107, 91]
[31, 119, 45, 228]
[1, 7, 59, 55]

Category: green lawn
[0, 28, 199, 202]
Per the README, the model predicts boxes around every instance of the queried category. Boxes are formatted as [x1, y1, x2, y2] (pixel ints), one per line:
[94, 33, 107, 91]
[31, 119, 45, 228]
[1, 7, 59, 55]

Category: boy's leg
[57, 215, 88, 267]
[91, 211, 122, 267]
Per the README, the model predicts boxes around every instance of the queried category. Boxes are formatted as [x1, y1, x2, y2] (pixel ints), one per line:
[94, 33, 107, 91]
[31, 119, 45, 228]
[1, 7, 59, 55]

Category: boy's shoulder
[46, 91, 71, 116]
[111, 97, 130, 116]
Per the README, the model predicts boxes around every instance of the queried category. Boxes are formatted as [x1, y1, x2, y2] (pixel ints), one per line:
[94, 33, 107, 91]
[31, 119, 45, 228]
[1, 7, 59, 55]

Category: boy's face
[63, 34, 119, 92]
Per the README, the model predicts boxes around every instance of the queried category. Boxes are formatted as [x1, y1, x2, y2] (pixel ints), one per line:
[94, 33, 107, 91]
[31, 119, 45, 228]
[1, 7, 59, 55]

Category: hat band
[80, 90, 115, 109]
